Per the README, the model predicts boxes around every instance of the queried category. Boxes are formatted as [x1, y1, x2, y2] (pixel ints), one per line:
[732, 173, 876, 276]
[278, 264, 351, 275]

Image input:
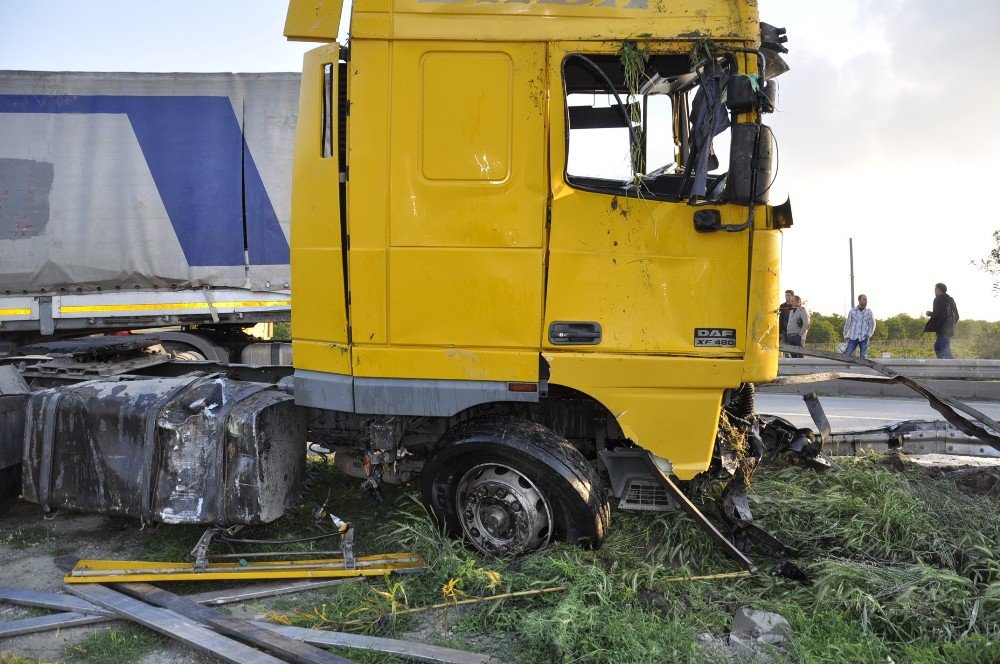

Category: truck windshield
[563, 54, 732, 202]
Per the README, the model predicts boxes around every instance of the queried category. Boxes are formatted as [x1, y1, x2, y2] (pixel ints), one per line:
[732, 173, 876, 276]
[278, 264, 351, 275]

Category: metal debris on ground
[0, 571, 500, 664]
[775, 344, 1000, 450]
[252, 623, 502, 664]
[63, 552, 427, 584]
[1, 575, 363, 636]
[66, 583, 292, 664]
[729, 607, 791, 654]
[114, 581, 353, 664]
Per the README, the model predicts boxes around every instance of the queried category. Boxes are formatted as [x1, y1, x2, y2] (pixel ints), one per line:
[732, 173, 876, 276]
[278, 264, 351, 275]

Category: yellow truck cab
[285, 0, 791, 555]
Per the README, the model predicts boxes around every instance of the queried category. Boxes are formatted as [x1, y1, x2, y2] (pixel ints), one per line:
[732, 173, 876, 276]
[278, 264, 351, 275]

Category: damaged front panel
[21, 375, 306, 526]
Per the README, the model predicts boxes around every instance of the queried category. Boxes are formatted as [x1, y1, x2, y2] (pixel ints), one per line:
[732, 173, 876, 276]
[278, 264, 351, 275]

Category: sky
[2, 0, 998, 320]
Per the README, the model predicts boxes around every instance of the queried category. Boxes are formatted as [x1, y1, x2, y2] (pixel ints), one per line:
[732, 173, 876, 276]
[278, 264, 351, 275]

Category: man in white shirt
[786, 296, 810, 358]
[843, 294, 876, 359]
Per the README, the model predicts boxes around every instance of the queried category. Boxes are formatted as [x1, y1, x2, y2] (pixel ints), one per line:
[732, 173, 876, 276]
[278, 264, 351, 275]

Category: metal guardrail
[778, 358, 1000, 380]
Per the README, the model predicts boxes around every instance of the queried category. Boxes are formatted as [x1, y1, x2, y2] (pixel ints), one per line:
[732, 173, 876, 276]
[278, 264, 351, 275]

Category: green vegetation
[805, 311, 998, 359]
[974, 229, 1000, 295]
[251, 456, 1000, 663]
[0, 654, 45, 664]
[67, 625, 167, 664]
[272, 320, 291, 340]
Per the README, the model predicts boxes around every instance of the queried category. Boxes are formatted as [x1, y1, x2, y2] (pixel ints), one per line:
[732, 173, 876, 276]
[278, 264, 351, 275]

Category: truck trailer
[0, 71, 298, 361]
[0, 0, 796, 565]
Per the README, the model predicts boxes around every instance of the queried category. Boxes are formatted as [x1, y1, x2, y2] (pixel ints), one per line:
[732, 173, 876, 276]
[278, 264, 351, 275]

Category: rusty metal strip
[802, 393, 831, 444]
[777, 345, 1000, 450]
[642, 452, 756, 573]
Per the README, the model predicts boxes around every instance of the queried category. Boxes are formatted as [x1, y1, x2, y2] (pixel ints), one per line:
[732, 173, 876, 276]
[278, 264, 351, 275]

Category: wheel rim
[455, 463, 552, 555]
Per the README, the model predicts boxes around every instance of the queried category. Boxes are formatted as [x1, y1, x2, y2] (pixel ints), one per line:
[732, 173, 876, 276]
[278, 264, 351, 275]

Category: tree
[974, 229, 1000, 295]
[870, 318, 889, 342]
[808, 317, 838, 344]
[884, 314, 910, 341]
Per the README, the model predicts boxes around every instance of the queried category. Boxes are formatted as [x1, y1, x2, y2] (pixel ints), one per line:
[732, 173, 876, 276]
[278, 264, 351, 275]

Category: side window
[322, 63, 334, 158]
[563, 53, 732, 201]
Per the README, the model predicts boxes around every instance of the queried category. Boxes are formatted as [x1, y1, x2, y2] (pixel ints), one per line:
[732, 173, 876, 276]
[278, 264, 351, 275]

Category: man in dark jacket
[924, 283, 959, 359]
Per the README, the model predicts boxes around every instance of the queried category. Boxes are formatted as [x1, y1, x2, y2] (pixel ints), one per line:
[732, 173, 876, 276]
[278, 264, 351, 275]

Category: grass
[259, 455, 1000, 664]
[67, 625, 168, 664]
[42, 452, 997, 663]
[0, 655, 45, 664]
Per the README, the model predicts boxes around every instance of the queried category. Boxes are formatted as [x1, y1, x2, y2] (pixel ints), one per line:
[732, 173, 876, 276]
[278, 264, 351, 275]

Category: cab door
[349, 41, 548, 383]
[543, 43, 750, 357]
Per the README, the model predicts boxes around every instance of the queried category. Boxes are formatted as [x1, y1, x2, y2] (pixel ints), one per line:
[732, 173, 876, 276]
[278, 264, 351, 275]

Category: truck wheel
[421, 416, 610, 555]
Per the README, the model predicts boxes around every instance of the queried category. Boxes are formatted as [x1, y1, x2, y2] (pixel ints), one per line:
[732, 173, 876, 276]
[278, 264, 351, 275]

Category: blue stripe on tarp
[0, 94, 289, 267]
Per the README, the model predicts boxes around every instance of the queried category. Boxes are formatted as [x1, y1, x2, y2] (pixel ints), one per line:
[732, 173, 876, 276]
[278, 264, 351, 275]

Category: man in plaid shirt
[843, 294, 876, 358]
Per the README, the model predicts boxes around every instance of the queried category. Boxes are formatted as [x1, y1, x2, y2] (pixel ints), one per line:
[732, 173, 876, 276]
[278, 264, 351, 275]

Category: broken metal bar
[0, 586, 114, 617]
[116, 582, 355, 664]
[250, 622, 501, 664]
[766, 371, 895, 385]
[801, 393, 831, 444]
[65, 552, 426, 583]
[642, 452, 757, 573]
[192, 578, 361, 605]
[777, 345, 1000, 449]
[65, 584, 289, 664]
[0, 612, 108, 638]
[0, 578, 361, 638]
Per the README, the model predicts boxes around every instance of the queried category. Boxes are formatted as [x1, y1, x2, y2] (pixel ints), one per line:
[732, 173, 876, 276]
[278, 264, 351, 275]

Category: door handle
[549, 322, 602, 345]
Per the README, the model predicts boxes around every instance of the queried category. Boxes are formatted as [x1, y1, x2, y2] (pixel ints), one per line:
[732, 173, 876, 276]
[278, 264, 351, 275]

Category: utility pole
[849, 238, 855, 307]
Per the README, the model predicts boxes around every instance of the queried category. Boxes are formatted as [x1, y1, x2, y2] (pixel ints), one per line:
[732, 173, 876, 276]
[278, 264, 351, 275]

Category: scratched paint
[0, 158, 52, 240]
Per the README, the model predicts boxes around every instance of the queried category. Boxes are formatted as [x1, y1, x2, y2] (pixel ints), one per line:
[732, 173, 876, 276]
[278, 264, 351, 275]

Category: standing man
[924, 283, 959, 359]
[778, 290, 795, 352]
[786, 295, 810, 358]
[843, 294, 876, 359]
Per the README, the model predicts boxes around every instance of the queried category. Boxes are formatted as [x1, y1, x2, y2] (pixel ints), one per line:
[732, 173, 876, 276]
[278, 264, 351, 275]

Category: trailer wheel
[421, 416, 610, 555]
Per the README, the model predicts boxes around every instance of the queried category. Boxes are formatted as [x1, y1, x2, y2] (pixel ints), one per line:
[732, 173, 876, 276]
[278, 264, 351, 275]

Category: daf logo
[696, 329, 734, 339]
[694, 328, 737, 347]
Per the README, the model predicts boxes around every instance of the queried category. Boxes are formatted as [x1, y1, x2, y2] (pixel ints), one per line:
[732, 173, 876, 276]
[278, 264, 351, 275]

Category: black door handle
[549, 322, 602, 345]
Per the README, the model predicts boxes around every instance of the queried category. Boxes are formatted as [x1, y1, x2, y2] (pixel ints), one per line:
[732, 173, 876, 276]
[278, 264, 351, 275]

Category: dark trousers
[787, 333, 804, 358]
[934, 333, 954, 359]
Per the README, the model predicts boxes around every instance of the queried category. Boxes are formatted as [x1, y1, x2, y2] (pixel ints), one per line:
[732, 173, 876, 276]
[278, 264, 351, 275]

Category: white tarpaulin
[0, 71, 298, 294]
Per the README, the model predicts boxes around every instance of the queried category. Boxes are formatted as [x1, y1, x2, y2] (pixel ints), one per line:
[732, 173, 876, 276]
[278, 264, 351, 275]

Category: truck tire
[421, 416, 610, 555]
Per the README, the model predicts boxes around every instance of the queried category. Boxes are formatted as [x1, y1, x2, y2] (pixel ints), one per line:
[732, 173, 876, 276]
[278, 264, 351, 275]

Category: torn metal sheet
[776, 345, 1000, 450]
[20, 374, 306, 525]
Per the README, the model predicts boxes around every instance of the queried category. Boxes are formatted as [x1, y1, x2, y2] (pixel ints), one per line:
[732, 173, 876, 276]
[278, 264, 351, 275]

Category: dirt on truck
[1, 0, 799, 563]
[2, 1, 1000, 662]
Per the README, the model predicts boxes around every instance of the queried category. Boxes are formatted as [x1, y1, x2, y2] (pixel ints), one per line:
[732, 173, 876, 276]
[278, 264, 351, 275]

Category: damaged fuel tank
[20, 374, 306, 526]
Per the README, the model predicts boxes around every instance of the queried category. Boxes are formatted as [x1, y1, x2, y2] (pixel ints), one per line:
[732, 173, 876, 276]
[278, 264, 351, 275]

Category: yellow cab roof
[286, 0, 760, 44]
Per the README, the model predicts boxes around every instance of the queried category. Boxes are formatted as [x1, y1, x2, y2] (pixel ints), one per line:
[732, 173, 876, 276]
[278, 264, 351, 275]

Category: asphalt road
[755, 393, 1000, 432]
